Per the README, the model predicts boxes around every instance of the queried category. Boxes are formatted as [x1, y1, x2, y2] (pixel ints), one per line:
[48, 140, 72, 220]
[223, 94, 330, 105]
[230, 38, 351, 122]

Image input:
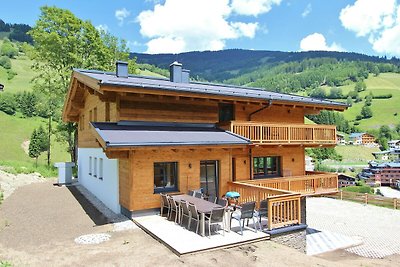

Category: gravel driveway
[307, 197, 400, 259]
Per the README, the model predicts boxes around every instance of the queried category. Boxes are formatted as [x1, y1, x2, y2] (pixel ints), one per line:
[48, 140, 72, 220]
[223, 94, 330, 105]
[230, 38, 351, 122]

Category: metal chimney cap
[170, 61, 182, 67]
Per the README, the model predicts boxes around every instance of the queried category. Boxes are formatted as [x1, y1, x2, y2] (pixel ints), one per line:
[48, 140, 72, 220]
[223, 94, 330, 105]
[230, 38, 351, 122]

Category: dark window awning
[91, 121, 251, 149]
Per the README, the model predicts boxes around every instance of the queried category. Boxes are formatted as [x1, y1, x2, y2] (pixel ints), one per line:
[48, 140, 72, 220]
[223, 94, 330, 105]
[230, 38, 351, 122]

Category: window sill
[154, 187, 178, 194]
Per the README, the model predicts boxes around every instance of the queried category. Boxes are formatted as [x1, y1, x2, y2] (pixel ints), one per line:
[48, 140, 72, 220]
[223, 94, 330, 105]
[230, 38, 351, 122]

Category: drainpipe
[249, 147, 253, 180]
[248, 100, 272, 121]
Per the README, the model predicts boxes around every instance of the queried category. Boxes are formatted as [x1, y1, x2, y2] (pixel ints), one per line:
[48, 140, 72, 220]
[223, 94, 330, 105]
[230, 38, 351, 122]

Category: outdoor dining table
[172, 194, 223, 237]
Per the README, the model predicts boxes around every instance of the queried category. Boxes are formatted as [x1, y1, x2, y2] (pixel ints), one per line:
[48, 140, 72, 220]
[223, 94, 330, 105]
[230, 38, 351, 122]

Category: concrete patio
[133, 214, 270, 255]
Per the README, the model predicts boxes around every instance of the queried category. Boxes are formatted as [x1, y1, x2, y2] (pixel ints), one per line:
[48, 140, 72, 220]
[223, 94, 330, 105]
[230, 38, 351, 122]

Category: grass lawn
[0, 56, 35, 93]
[335, 145, 379, 163]
[0, 111, 69, 165]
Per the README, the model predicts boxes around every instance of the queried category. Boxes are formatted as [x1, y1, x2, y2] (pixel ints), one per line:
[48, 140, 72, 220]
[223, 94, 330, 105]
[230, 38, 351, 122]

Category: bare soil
[1, 175, 399, 266]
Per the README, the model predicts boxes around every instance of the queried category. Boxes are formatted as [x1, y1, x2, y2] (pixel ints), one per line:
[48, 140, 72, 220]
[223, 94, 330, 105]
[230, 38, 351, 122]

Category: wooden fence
[325, 190, 400, 209]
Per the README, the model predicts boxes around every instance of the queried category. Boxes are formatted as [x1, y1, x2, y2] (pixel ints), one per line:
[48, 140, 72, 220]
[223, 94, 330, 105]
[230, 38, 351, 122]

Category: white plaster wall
[78, 148, 120, 213]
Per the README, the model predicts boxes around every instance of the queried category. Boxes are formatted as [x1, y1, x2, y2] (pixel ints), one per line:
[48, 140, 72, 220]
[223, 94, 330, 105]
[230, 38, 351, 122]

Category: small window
[218, 103, 234, 122]
[253, 156, 281, 178]
[89, 157, 92, 175]
[99, 158, 103, 180]
[154, 162, 178, 193]
[93, 157, 97, 177]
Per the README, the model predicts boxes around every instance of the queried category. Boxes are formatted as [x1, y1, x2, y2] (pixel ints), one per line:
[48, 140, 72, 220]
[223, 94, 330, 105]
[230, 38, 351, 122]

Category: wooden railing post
[365, 193, 368, 205]
[340, 190, 343, 200]
[394, 198, 397, 209]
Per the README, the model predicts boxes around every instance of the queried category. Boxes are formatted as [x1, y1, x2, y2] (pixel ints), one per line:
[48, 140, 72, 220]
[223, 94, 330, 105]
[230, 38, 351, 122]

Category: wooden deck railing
[219, 121, 336, 145]
[240, 172, 339, 195]
[228, 182, 301, 230]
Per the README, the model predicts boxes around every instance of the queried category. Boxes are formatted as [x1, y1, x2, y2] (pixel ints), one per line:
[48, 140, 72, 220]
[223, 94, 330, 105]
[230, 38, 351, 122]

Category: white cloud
[230, 0, 282, 16]
[300, 33, 345, 52]
[340, 0, 395, 37]
[302, 3, 312, 18]
[115, 8, 131, 26]
[339, 0, 400, 56]
[95, 24, 109, 33]
[137, 0, 264, 53]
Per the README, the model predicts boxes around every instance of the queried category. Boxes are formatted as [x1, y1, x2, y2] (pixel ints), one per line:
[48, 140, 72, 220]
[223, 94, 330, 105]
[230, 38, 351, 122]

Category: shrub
[7, 69, 17, 80]
[0, 42, 18, 58]
[342, 185, 374, 194]
[373, 94, 392, 99]
[0, 92, 16, 115]
[0, 56, 11, 69]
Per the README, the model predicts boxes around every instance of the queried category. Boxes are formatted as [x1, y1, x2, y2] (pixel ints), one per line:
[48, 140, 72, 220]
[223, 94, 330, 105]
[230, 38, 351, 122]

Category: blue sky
[1, 0, 400, 56]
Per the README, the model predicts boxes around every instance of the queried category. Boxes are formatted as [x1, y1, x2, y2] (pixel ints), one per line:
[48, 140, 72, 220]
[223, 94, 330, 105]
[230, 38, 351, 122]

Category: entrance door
[200, 160, 219, 197]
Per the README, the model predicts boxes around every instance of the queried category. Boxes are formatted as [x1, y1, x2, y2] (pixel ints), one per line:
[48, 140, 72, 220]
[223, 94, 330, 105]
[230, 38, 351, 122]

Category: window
[89, 157, 92, 175]
[154, 162, 178, 193]
[253, 156, 281, 178]
[99, 158, 103, 180]
[93, 157, 97, 177]
[218, 103, 234, 122]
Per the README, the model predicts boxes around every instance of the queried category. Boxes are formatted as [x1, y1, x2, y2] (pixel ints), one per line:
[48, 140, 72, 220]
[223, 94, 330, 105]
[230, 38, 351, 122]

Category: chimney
[169, 61, 182, 83]
[169, 61, 190, 83]
[116, 61, 128, 78]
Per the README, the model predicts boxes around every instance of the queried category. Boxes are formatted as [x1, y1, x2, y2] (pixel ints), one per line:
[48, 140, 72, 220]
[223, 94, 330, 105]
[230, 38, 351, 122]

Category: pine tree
[29, 129, 41, 167]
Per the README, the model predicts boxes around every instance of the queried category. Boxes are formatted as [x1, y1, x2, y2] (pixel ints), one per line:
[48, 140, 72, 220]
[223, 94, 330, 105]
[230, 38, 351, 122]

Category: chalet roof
[91, 121, 251, 148]
[74, 69, 348, 109]
[349, 132, 374, 138]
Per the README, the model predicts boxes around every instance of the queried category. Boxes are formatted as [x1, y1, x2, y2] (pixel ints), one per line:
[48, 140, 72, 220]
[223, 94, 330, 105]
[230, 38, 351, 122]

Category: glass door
[200, 160, 219, 197]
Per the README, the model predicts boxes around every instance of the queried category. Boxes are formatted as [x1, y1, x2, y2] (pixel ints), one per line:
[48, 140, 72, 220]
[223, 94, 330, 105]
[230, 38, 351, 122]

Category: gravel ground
[1, 175, 400, 266]
[0, 169, 45, 199]
[307, 197, 400, 259]
[377, 186, 400, 198]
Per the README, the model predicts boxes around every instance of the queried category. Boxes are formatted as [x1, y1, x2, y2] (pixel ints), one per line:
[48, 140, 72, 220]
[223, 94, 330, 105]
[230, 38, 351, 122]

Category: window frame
[253, 156, 281, 179]
[153, 162, 178, 193]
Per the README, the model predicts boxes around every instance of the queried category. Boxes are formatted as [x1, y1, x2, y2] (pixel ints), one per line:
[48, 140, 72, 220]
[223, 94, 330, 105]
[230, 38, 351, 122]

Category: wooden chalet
[63, 61, 347, 230]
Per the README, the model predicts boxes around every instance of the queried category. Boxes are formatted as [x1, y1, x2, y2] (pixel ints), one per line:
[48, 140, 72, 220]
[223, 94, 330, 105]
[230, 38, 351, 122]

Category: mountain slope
[132, 49, 399, 82]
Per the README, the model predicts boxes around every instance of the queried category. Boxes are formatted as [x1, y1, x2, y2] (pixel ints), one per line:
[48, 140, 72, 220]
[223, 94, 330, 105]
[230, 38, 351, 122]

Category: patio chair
[188, 203, 200, 234]
[231, 201, 260, 235]
[194, 191, 203, 199]
[205, 207, 226, 237]
[160, 193, 170, 218]
[168, 196, 180, 224]
[255, 199, 268, 228]
[180, 200, 191, 229]
[207, 194, 217, 204]
[217, 198, 228, 207]
[187, 190, 195, 196]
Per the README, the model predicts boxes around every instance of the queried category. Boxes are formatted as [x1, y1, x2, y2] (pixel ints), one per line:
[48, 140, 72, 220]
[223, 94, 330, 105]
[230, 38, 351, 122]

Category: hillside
[340, 73, 400, 129]
[132, 49, 400, 82]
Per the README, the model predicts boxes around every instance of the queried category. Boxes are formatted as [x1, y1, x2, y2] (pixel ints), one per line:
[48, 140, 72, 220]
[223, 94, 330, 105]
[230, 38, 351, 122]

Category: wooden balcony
[241, 171, 339, 196]
[219, 121, 336, 146]
[228, 172, 338, 230]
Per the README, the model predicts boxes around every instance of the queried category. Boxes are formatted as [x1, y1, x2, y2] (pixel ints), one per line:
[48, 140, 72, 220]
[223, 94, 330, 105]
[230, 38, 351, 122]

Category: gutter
[248, 99, 272, 121]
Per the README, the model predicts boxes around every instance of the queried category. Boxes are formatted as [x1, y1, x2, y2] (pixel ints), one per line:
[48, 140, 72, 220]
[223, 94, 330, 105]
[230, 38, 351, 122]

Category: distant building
[349, 132, 375, 146]
[305, 155, 314, 171]
[388, 140, 400, 151]
[372, 150, 400, 162]
[358, 161, 400, 186]
[336, 133, 345, 145]
[338, 174, 356, 188]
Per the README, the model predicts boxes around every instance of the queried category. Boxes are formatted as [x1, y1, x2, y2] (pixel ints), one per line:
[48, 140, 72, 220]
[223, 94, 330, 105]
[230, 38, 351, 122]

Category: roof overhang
[90, 121, 251, 151]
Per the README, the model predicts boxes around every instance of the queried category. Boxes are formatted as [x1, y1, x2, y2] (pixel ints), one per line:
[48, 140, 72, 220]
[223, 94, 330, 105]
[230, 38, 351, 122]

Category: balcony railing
[228, 172, 338, 230]
[219, 121, 336, 146]
[228, 181, 302, 230]
[241, 171, 339, 196]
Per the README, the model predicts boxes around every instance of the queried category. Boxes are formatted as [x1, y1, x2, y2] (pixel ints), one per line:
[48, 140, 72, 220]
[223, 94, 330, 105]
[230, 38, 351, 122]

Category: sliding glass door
[200, 160, 219, 197]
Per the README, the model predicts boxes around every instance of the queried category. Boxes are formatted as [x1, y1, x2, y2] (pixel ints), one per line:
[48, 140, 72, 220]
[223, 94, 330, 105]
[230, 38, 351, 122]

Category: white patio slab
[307, 230, 363, 256]
[134, 215, 269, 255]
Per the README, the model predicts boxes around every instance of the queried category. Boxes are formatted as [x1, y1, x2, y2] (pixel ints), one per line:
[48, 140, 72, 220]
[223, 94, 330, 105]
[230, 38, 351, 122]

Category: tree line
[0, 19, 33, 44]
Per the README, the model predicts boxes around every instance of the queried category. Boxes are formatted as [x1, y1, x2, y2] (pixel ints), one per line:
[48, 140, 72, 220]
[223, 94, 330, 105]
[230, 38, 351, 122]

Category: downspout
[249, 147, 253, 180]
[248, 99, 272, 121]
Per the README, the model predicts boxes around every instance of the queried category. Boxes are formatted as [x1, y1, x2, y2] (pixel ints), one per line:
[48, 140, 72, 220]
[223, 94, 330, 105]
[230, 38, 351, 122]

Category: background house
[349, 132, 375, 146]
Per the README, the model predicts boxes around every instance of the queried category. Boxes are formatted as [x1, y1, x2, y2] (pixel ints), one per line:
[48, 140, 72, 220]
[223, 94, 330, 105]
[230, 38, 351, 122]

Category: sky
[1, 0, 400, 57]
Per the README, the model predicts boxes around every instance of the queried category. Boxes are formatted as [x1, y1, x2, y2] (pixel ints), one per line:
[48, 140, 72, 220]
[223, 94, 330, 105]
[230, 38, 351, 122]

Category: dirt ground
[1, 174, 400, 267]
